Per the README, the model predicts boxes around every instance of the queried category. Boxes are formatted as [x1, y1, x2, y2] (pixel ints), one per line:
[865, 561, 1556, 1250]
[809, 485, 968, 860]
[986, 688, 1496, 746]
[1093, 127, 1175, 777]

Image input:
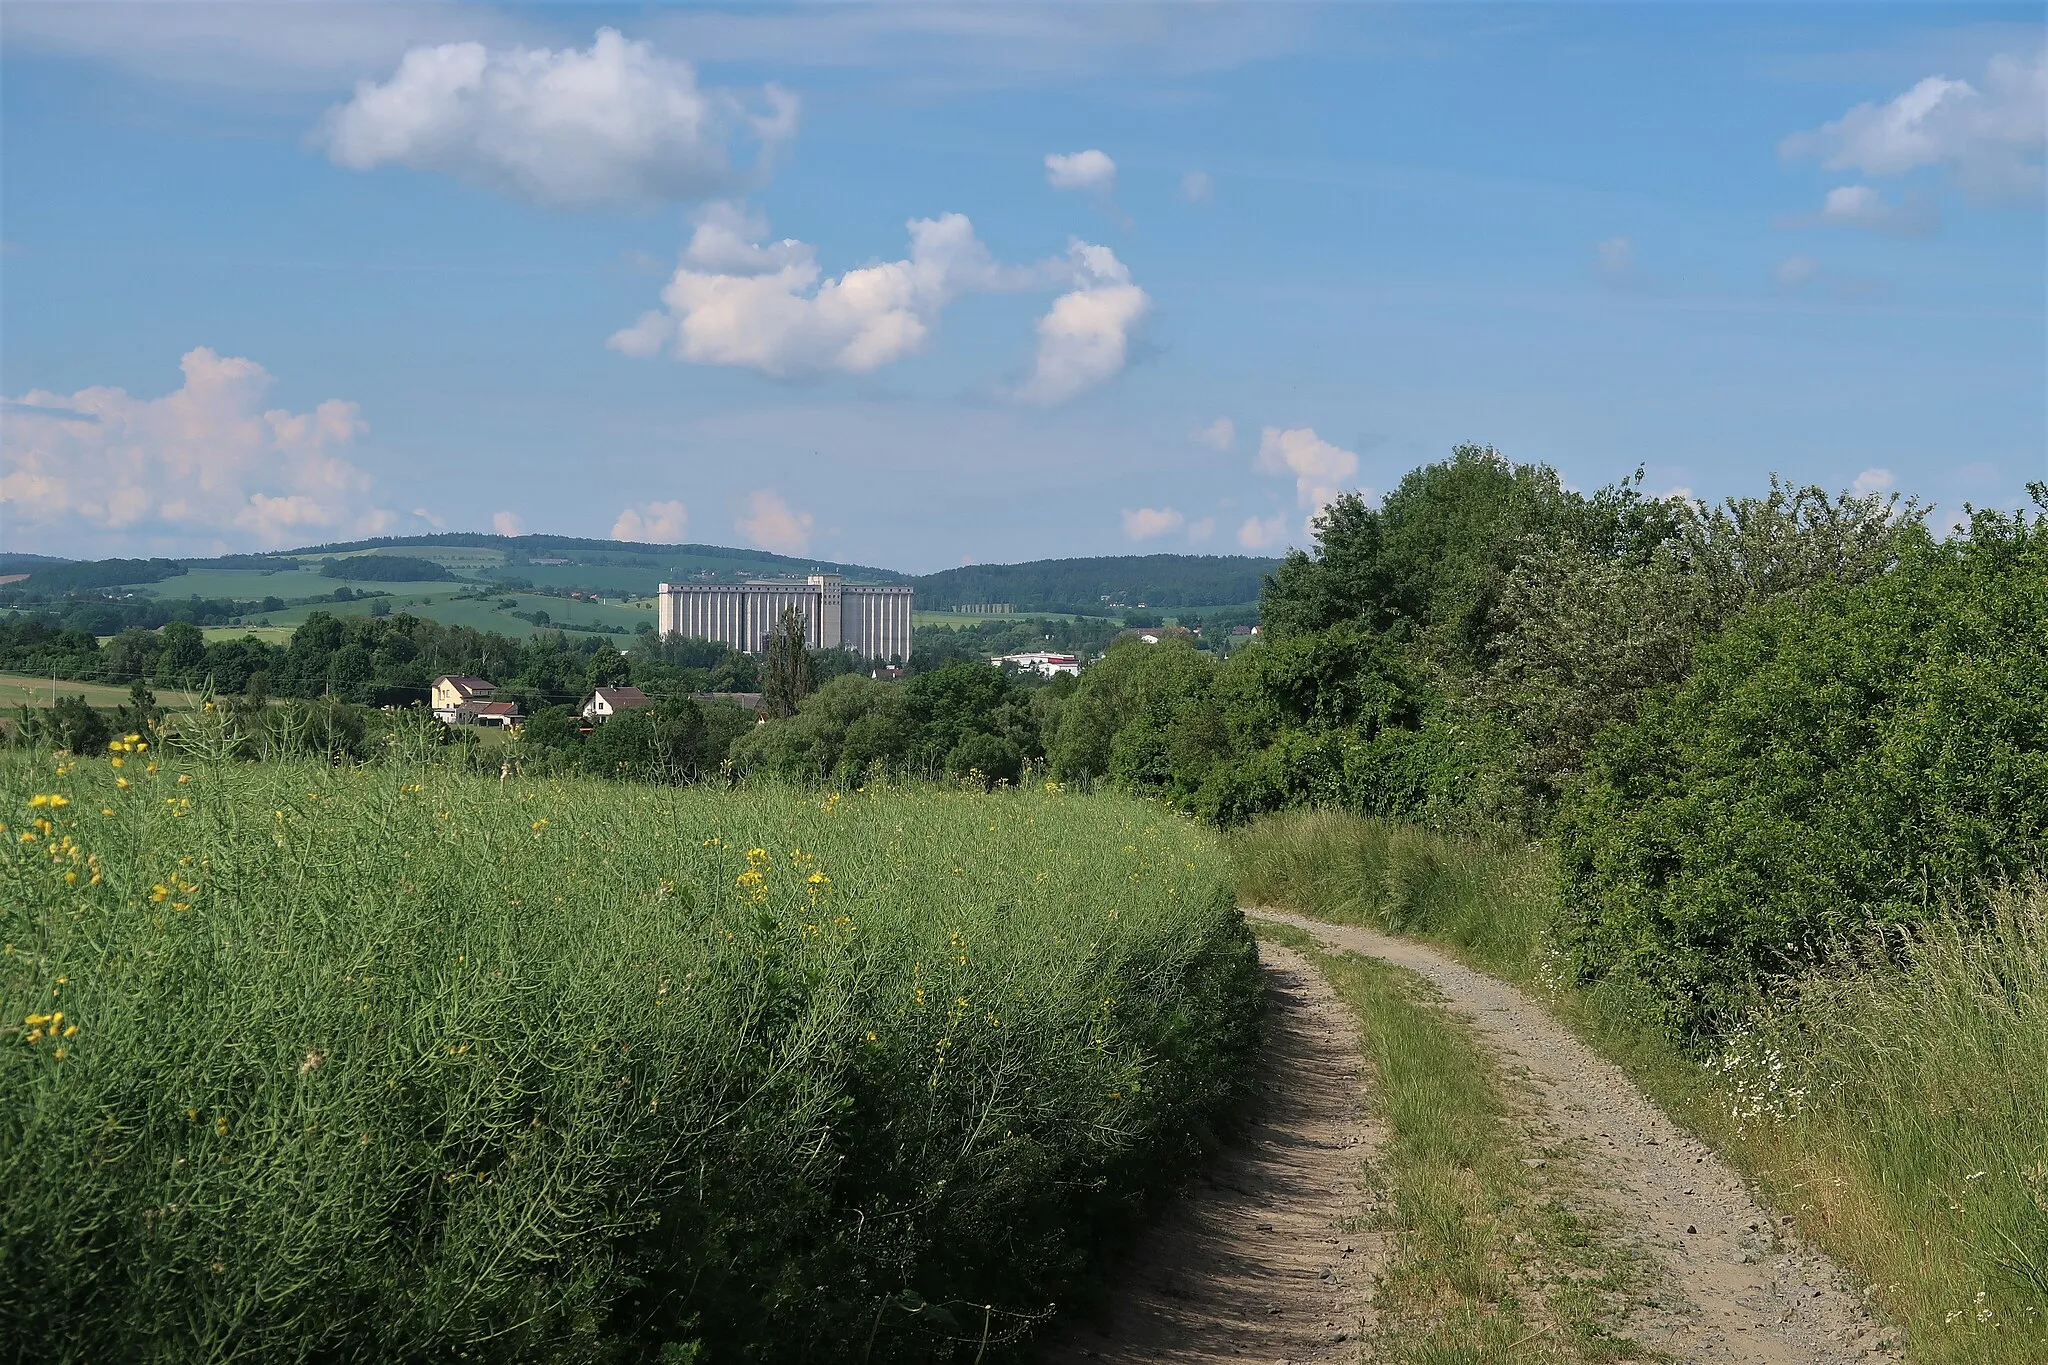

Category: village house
[581, 685, 652, 723]
[430, 675, 497, 724]
[452, 699, 522, 728]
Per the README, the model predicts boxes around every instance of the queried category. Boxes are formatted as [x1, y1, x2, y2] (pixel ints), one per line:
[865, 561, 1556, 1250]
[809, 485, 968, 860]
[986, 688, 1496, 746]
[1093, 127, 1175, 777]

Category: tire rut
[1038, 941, 1384, 1362]
[1249, 907, 1902, 1365]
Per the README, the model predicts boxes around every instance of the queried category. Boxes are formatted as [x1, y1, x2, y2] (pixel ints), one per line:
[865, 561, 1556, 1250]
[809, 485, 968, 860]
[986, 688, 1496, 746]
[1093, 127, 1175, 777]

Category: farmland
[0, 743, 1260, 1362]
[0, 672, 202, 711]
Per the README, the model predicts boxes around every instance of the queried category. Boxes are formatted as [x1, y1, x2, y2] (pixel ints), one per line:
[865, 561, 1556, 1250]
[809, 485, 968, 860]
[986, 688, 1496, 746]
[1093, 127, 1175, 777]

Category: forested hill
[912, 555, 1280, 612]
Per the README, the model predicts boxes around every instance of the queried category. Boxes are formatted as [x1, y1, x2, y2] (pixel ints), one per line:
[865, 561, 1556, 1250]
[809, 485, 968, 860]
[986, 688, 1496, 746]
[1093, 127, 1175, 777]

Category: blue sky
[3, 2, 2042, 572]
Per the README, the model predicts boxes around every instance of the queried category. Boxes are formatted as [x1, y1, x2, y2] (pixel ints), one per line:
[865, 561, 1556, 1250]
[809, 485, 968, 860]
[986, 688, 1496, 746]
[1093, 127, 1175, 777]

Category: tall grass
[1234, 808, 2048, 1365]
[0, 732, 1261, 1363]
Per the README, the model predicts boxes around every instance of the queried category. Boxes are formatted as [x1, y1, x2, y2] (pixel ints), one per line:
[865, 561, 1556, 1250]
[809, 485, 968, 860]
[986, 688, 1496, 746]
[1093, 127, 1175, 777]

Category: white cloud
[1186, 516, 1216, 544]
[611, 204, 1029, 377]
[736, 489, 813, 555]
[1774, 255, 1822, 287]
[1180, 169, 1215, 203]
[1044, 148, 1117, 193]
[1, 347, 395, 552]
[1852, 467, 1896, 496]
[1237, 514, 1287, 551]
[1014, 241, 1151, 404]
[1194, 416, 1235, 451]
[492, 510, 527, 537]
[1256, 426, 1359, 516]
[320, 28, 797, 208]
[612, 499, 689, 542]
[1782, 50, 2046, 201]
[1784, 184, 1938, 236]
[1121, 506, 1185, 541]
[1591, 235, 1640, 287]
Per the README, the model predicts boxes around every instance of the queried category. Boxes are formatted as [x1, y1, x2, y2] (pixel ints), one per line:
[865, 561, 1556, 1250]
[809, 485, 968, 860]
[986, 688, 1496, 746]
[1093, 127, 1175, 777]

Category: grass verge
[1235, 808, 2048, 1365]
[1258, 918, 1652, 1365]
[0, 739, 1262, 1363]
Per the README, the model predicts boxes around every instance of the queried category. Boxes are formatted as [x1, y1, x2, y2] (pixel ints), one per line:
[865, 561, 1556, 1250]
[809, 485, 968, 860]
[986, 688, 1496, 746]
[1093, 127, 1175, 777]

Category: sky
[2, 2, 2043, 573]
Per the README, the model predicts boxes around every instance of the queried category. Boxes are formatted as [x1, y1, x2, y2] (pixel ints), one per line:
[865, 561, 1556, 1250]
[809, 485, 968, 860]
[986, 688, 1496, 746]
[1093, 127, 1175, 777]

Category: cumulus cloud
[1852, 467, 1896, 496]
[1194, 416, 1235, 451]
[612, 499, 688, 542]
[1186, 516, 1216, 544]
[2, 347, 395, 552]
[1774, 255, 1822, 287]
[321, 28, 798, 208]
[1180, 169, 1215, 203]
[1014, 241, 1151, 404]
[1782, 50, 2046, 202]
[610, 204, 1030, 377]
[1044, 148, 1117, 193]
[1591, 235, 1641, 288]
[492, 510, 527, 536]
[1782, 184, 1938, 236]
[1121, 506, 1184, 541]
[1237, 514, 1286, 551]
[736, 488, 812, 554]
[1256, 426, 1359, 518]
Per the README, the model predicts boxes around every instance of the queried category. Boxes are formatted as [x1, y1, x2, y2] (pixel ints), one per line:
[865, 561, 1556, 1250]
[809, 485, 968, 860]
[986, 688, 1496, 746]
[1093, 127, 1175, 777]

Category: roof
[591, 686, 651, 708]
[459, 700, 520, 716]
[434, 675, 496, 695]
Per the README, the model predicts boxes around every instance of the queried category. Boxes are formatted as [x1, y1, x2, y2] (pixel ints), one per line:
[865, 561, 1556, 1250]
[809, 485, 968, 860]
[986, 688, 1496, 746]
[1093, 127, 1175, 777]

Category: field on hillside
[222, 590, 655, 639]
[0, 747, 1261, 1363]
[0, 672, 202, 710]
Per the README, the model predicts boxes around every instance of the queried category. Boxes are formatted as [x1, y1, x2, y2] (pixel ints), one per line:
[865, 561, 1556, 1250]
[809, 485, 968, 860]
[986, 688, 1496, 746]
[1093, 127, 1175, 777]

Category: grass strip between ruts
[1255, 919, 1656, 1365]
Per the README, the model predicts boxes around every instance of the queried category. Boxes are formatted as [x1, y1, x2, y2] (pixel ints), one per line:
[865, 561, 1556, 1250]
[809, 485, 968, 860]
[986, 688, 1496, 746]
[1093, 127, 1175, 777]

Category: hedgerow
[1555, 506, 2048, 1034]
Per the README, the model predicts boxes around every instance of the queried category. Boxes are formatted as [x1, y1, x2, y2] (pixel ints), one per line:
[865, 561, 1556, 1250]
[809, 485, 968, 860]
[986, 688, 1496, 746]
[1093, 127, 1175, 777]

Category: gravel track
[1038, 942, 1385, 1362]
[1249, 908, 1903, 1365]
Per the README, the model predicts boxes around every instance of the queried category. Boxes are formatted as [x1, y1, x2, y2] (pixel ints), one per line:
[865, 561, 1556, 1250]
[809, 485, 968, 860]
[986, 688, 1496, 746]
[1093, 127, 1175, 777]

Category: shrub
[1556, 504, 2048, 1035]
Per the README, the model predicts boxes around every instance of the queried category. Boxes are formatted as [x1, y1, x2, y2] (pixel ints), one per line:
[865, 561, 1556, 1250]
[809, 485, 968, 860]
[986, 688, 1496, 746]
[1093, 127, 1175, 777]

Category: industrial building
[656, 575, 913, 662]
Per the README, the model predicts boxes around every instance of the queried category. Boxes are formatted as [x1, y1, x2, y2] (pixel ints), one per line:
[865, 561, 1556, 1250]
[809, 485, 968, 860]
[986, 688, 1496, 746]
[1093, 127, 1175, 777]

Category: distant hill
[3, 538, 1278, 633]
[253, 533, 907, 590]
[912, 554, 1280, 613]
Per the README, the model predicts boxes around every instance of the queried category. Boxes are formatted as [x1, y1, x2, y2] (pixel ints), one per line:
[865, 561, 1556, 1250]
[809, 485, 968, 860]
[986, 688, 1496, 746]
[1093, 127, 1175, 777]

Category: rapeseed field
[0, 732, 1260, 1362]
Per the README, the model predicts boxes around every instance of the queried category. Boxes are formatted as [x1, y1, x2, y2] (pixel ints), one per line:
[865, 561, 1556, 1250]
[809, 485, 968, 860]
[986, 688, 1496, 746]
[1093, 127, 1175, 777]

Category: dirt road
[1248, 908, 1900, 1365]
[1038, 942, 1385, 1362]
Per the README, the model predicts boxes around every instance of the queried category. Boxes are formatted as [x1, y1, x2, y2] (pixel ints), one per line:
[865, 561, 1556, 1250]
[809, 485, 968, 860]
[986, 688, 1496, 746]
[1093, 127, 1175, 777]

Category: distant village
[428, 578, 1258, 730]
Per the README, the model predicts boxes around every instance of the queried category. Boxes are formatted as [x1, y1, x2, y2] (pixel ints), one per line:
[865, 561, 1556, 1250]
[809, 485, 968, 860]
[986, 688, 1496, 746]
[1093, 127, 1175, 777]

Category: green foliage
[0, 755, 1260, 1363]
[913, 554, 1276, 614]
[1260, 444, 1646, 656]
[735, 663, 1039, 785]
[761, 605, 815, 719]
[321, 555, 457, 582]
[1556, 505, 2048, 1035]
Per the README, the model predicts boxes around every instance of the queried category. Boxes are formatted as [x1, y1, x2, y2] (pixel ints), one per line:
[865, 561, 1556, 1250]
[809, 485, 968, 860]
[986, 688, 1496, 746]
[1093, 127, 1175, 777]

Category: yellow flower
[150, 885, 170, 903]
[123, 734, 140, 745]
[115, 777, 130, 790]
[110, 757, 123, 768]
[177, 775, 191, 784]
[101, 808, 115, 817]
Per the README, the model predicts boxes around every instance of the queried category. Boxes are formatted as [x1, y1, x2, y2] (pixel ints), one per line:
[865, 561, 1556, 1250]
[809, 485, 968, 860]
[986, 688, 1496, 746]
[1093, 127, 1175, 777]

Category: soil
[1036, 941, 1386, 1362]
[1248, 908, 1904, 1365]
